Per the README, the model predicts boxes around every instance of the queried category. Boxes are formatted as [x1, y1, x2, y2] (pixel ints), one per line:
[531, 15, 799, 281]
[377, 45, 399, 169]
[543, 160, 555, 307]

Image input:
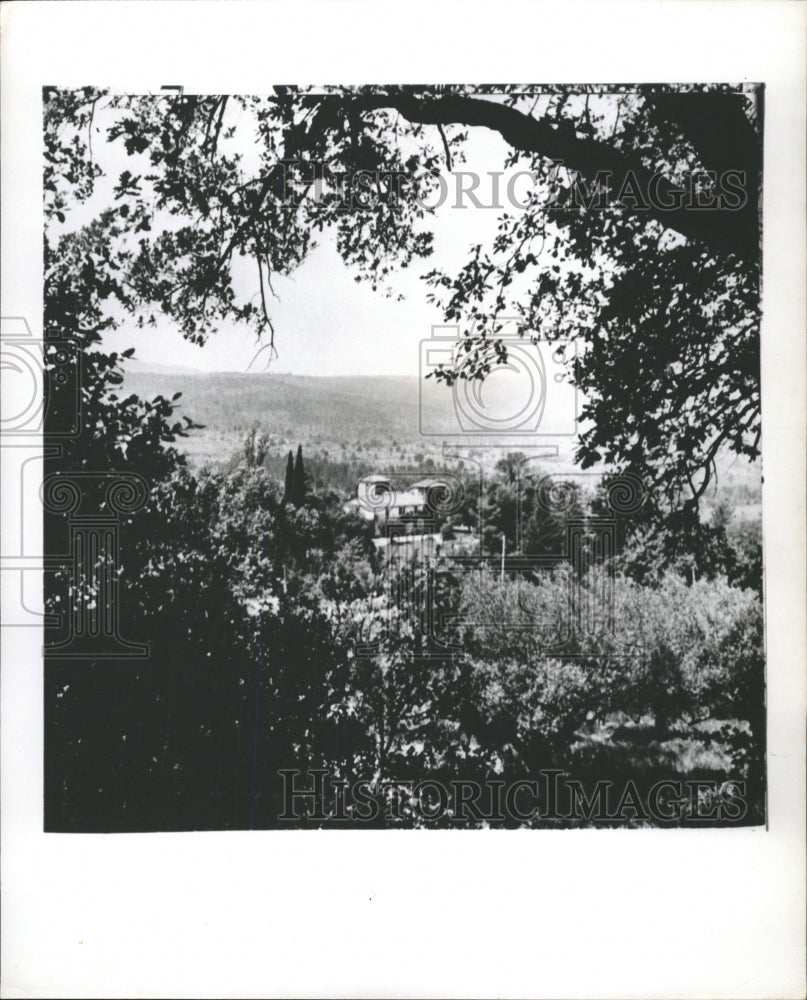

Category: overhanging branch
[337, 92, 760, 265]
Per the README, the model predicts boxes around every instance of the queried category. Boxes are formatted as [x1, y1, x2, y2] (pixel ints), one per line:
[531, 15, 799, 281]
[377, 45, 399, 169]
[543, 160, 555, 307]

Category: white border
[2, 2, 805, 997]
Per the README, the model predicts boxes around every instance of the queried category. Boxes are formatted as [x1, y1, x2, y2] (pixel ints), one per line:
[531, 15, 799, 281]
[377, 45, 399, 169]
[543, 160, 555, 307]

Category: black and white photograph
[2, 2, 805, 998]
[38, 80, 767, 832]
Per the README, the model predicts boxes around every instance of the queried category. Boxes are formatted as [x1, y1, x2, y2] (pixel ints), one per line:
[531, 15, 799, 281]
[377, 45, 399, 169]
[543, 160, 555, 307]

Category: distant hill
[121, 365, 761, 512]
[124, 359, 211, 377]
[121, 366, 581, 471]
[122, 368, 426, 467]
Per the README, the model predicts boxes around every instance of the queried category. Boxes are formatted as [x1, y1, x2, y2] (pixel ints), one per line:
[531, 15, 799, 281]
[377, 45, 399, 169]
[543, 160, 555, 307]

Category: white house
[345, 475, 443, 529]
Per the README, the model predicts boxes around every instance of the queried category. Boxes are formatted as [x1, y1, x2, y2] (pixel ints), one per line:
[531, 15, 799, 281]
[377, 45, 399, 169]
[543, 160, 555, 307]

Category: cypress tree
[292, 444, 306, 505]
[283, 450, 294, 503]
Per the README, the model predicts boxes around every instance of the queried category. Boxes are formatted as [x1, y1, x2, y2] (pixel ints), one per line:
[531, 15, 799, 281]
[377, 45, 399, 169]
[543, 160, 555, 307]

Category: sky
[96, 119, 515, 376]
[107, 235, 465, 376]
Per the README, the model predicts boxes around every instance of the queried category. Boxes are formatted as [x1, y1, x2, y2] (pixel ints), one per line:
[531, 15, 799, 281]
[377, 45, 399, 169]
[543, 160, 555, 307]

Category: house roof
[409, 478, 447, 490]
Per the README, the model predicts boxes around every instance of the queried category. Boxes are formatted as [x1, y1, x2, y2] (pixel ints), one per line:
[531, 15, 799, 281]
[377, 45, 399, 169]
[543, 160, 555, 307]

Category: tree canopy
[44, 84, 761, 527]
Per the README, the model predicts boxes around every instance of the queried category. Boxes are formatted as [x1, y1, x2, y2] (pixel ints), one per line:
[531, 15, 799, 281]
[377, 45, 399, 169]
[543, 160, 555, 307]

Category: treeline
[44, 392, 765, 830]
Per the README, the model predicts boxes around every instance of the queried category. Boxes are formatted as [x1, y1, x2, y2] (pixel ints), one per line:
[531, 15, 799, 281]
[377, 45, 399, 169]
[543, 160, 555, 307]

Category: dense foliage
[45, 434, 764, 830]
[42, 85, 765, 831]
